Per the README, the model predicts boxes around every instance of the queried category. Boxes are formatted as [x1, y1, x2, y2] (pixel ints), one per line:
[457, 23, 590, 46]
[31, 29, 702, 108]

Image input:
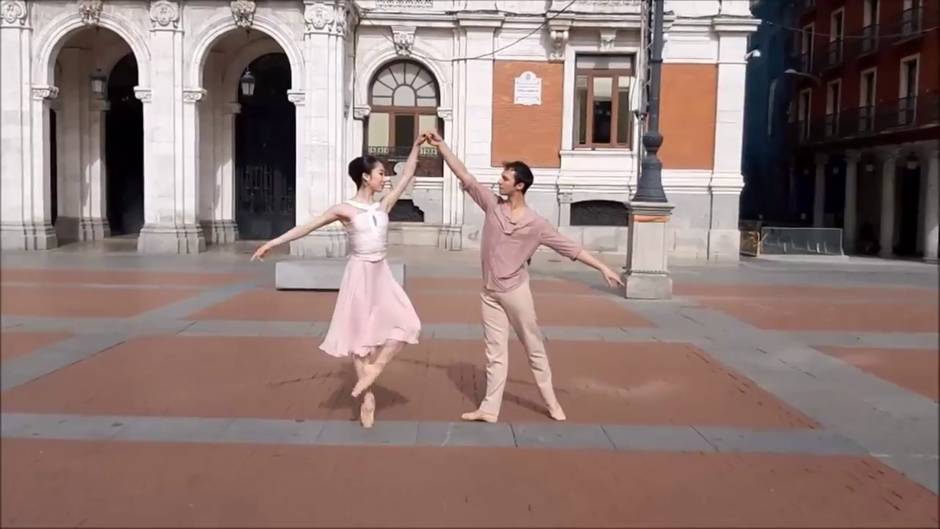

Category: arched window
[367, 61, 442, 177]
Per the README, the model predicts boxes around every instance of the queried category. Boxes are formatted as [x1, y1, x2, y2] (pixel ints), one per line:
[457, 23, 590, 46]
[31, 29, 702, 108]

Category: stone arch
[220, 39, 285, 103]
[33, 9, 151, 88]
[189, 14, 304, 92]
[357, 47, 450, 110]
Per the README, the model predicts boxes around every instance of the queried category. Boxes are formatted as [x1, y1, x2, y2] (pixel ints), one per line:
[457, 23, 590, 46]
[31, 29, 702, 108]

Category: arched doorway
[106, 54, 144, 236]
[234, 53, 295, 240]
[47, 27, 141, 244]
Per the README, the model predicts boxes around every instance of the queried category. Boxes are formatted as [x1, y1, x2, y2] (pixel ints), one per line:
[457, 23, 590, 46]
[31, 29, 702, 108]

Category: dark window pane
[592, 77, 613, 144]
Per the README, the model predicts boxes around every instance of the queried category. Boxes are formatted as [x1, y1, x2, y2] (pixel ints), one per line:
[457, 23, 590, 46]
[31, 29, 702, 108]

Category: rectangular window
[574, 54, 634, 149]
[899, 56, 919, 125]
[829, 9, 844, 65]
[859, 69, 877, 133]
[825, 79, 841, 137]
[798, 88, 812, 140]
[801, 23, 815, 70]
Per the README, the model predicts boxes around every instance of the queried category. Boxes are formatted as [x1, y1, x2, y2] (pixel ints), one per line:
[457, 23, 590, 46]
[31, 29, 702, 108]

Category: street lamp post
[624, 0, 674, 300]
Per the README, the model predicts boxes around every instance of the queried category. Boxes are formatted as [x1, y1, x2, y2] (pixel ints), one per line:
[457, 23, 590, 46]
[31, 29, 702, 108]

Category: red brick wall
[659, 64, 717, 170]
[491, 61, 563, 168]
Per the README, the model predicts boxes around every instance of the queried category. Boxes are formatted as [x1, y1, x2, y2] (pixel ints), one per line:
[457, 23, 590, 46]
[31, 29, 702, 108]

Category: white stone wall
[0, 0, 756, 260]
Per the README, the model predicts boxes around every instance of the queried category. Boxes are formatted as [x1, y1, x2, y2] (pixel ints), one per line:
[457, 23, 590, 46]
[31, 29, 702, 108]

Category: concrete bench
[275, 259, 406, 290]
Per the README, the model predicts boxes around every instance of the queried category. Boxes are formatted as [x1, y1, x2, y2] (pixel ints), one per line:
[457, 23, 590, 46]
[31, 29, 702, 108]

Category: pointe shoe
[460, 409, 498, 423]
[360, 393, 375, 428]
[351, 363, 382, 398]
[547, 405, 567, 421]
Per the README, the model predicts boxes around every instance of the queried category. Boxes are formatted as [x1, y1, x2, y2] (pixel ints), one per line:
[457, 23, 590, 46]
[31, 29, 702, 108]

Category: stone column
[81, 96, 111, 240]
[708, 21, 755, 261]
[437, 107, 461, 250]
[0, 1, 57, 249]
[879, 149, 898, 258]
[843, 150, 859, 254]
[138, 0, 205, 253]
[292, 0, 352, 257]
[921, 143, 939, 261]
[813, 154, 827, 228]
[205, 102, 240, 244]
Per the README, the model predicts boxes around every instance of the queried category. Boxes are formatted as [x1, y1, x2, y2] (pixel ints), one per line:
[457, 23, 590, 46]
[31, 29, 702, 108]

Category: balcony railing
[366, 145, 443, 177]
[824, 39, 843, 69]
[793, 92, 939, 145]
[823, 113, 839, 138]
[798, 52, 812, 72]
[897, 6, 922, 39]
[859, 24, 878, 54]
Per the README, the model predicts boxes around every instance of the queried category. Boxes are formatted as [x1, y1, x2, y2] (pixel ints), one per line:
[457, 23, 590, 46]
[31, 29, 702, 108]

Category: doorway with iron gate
[235, 53, 295, 240]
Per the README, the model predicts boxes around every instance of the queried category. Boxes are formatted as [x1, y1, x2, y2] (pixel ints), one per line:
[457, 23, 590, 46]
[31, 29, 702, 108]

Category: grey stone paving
[0, 412, 875, 457]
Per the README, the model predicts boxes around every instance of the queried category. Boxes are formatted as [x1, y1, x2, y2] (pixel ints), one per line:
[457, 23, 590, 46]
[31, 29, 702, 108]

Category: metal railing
[859, 24, 878, 54]
[366, 145, 444, 177]
[823, 113, 839, 138]
[796, 92, 940, 143]
[824, 39, 842, 69]
[897, 6, 922, 39]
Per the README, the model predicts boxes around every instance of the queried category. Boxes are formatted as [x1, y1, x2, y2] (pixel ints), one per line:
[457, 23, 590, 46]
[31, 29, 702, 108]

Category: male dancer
[424, 131, 624, 422]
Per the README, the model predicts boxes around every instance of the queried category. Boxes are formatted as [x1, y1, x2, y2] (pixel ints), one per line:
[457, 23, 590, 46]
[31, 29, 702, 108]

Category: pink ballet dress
[319, 200, 421, 358]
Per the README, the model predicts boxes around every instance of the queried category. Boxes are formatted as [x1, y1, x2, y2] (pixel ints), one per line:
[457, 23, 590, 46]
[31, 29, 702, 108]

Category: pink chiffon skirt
[319, 257, 421, 358]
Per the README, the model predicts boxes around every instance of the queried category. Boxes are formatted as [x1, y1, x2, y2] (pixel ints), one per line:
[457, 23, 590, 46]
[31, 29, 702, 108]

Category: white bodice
[345, 200, 388, 261]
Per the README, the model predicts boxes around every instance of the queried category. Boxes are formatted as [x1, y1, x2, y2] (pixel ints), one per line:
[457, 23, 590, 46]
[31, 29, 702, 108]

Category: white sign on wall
[513, 71, 542, 106]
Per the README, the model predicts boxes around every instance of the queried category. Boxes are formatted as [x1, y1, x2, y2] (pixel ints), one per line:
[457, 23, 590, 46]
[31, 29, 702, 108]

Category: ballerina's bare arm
[381, 135, 425, 213]
[250, 205, 349, 261]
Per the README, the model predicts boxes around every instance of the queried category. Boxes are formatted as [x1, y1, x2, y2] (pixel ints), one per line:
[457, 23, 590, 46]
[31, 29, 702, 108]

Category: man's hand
[600, 266, 625, 288]
[423, 130, 443, 147]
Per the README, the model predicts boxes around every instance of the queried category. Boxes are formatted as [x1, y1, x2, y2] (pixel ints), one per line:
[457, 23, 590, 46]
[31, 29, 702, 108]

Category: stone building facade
[0, 0, 757, 259]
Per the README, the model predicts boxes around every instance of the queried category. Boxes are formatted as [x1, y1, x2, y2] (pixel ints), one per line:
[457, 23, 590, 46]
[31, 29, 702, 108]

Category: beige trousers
[478, 280, 560, 417]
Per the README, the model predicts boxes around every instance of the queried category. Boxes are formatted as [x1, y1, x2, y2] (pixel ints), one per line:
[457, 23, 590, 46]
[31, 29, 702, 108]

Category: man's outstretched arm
[424, 130, 496, 211]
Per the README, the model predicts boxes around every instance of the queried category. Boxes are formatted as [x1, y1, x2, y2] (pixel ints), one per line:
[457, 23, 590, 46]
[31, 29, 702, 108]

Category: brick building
[784, 0, 939, 259]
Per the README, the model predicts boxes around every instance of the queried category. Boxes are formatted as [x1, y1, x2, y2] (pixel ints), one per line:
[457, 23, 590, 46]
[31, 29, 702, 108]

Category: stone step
[275, 259, 406, 290]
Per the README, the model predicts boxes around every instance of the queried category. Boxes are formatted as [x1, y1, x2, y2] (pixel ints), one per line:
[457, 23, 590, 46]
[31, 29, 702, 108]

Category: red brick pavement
[818, 346, 939, 401]
[189, 288, 652, 327]
[678, 283, 939, 332]
[0, 285, 204, 318]
[0, 268, 250, 287]
[0, 335, 815, 428]
[2, 439, 936, 527]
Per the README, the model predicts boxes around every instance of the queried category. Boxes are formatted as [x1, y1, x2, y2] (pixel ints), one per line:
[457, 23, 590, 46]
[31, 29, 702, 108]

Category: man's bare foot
[351, 363, 382, 397]
[548, 405, 567, 421]
[460, 409, 498, 423]
[360, 392, 375, 428]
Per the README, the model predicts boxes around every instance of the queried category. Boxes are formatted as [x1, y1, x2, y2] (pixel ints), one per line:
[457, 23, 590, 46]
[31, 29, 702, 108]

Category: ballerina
[251, 135, 426, 427]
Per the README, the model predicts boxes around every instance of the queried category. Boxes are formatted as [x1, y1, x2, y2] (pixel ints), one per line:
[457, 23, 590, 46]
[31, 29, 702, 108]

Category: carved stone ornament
[392, 26, 415, 56]
[78, 0, 103, 26]
[353, 105, 371, 120]
[286, 90, 306, 106]
[31, 86, 60, 101]
[599, 29, 617, 51]
[549, 28, 568, 62]
[230, 0, 255, 29]
[149, 0, 179, 29]
[183, 88, 207, 103]
[0, 1, 28, 26]
[134, 87, 152, 103]
[436, 108, 452, 121]
[304, 2, 332, 32]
